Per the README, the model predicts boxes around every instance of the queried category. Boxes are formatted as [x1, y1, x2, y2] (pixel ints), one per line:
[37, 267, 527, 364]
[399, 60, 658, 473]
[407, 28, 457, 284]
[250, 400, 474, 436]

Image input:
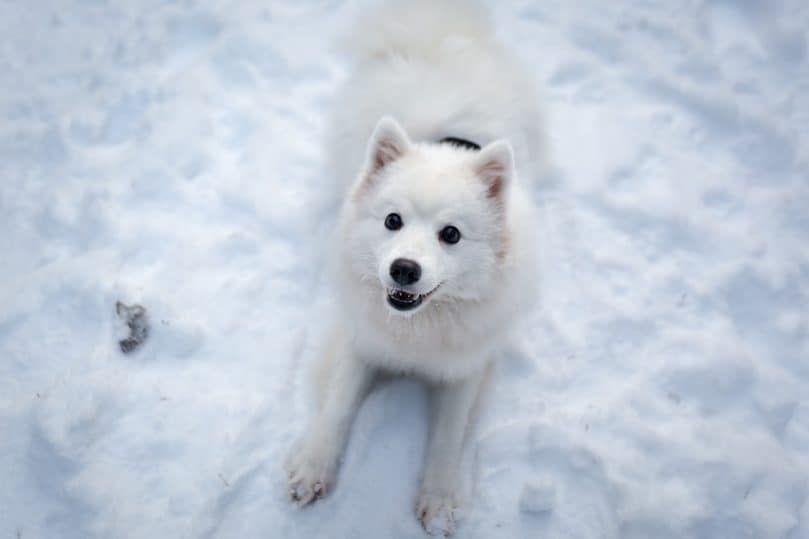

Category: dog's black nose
[390, 258, 421, 286]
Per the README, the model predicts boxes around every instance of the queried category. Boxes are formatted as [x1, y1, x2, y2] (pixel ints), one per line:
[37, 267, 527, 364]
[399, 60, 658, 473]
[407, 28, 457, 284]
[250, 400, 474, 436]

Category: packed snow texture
[2, 1, 808, 538]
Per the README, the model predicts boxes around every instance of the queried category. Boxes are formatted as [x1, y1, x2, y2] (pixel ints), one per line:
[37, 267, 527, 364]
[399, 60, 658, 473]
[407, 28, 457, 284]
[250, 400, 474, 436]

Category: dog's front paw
[416, 491, 457, 536]
[285, 447, 337, 506]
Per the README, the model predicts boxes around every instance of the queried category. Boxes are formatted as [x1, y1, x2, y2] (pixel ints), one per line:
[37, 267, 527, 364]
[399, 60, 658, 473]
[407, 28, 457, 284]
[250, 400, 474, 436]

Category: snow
[519, 478, 556, 515]
[1, 1, 808, 538]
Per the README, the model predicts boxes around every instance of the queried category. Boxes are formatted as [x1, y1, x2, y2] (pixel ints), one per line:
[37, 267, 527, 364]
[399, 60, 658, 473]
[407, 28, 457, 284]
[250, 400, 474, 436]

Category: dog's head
[342, 117, 514, 317]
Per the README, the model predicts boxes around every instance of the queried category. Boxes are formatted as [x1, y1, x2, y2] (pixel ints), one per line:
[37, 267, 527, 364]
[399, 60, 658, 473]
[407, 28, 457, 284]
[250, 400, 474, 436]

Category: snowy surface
[2, 1, 808, 538]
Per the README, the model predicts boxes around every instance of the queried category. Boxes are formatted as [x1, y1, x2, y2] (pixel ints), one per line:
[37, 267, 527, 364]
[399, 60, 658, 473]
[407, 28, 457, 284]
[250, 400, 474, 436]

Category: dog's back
[327, 0, 544, 192]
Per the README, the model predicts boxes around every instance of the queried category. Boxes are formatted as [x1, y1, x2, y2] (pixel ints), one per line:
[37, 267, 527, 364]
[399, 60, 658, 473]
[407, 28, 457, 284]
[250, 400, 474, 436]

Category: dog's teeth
[390, 289, 417, 302]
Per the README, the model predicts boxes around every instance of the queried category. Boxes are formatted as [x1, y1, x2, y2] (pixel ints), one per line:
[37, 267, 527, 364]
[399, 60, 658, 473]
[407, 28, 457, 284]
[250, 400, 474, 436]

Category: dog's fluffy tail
[341, 0, 494, 63]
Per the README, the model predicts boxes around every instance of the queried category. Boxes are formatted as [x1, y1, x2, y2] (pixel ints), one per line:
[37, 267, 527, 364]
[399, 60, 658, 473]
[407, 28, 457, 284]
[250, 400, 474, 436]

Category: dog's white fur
[286, 1, 543, 535]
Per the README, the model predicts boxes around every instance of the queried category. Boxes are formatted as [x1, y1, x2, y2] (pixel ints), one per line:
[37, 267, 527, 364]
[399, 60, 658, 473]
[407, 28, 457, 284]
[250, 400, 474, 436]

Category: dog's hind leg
[286, 331, 374, 506]
[417, 370, 485, 536]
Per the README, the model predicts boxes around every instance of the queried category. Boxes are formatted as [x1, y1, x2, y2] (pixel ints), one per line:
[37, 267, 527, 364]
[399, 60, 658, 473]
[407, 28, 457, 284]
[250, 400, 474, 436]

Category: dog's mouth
[386, 284, 440, 312]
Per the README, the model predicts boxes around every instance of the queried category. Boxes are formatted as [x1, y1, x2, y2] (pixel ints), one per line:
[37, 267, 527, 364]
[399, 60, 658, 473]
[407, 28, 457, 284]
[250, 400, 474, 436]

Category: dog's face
[343, 117, 513, 317]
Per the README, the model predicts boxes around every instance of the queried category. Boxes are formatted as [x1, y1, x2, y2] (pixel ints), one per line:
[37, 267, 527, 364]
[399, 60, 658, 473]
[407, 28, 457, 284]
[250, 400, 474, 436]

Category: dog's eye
[384, 213, 403, 231]
[439, 225, 461, 244]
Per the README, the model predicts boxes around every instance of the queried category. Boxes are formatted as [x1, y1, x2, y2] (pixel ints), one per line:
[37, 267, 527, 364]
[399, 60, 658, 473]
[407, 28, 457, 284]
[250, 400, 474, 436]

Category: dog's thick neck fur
[337, 262, 530, 382]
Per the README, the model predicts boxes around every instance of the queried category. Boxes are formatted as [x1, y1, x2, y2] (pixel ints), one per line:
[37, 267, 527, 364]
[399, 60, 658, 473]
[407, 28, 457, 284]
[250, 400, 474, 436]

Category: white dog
[286, 0, 543, 535]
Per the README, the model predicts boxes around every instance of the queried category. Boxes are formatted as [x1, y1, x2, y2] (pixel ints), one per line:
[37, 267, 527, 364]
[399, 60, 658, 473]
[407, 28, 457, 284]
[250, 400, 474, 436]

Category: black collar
[438, 136, 481, 151]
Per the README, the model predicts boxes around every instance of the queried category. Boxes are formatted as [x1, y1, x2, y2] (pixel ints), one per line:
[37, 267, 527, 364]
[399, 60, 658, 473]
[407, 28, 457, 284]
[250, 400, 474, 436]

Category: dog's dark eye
[385, 213, 403, 231]
[439, 225, 461, 244]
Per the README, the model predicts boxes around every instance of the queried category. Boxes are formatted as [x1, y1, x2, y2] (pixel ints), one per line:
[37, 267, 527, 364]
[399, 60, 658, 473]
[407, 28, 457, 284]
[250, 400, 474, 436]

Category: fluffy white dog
[286, 1, 543, 535]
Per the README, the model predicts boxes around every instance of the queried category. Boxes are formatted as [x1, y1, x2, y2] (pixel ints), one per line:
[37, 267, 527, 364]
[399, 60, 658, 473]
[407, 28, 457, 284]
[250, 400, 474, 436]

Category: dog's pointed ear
[474, 140, 513, 201]
[366, 116, 411, 175]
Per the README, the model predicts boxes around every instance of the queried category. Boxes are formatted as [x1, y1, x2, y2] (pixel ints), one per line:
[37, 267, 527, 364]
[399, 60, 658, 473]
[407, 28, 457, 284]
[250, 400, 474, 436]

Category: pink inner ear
[374, 138, 400, 171]
[479, 159, 507, 199]
[486, 175, 504, 199]
[355, 135, 402, 199]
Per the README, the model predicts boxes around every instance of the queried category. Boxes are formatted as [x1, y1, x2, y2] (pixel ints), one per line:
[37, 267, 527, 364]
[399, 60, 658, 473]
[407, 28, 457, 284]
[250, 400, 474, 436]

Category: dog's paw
[416, 491, 457, 536]
[285, 448, 337, 506]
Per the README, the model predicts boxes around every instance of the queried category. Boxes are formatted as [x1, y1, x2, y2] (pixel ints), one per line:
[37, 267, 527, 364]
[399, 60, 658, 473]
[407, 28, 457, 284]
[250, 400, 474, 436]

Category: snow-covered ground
[2, 1, 808, 537]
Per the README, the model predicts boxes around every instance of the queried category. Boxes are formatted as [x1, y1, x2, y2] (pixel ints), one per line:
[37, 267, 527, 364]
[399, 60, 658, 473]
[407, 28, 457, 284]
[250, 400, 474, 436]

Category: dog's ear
[474, 140, 513, 202]
[366, 116, 411, 176]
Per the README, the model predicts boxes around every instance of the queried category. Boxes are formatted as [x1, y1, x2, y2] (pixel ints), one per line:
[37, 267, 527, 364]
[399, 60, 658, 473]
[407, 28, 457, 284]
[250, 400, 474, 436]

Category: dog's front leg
[417, 371, 484, 536]
[286, 344, 373, 506]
